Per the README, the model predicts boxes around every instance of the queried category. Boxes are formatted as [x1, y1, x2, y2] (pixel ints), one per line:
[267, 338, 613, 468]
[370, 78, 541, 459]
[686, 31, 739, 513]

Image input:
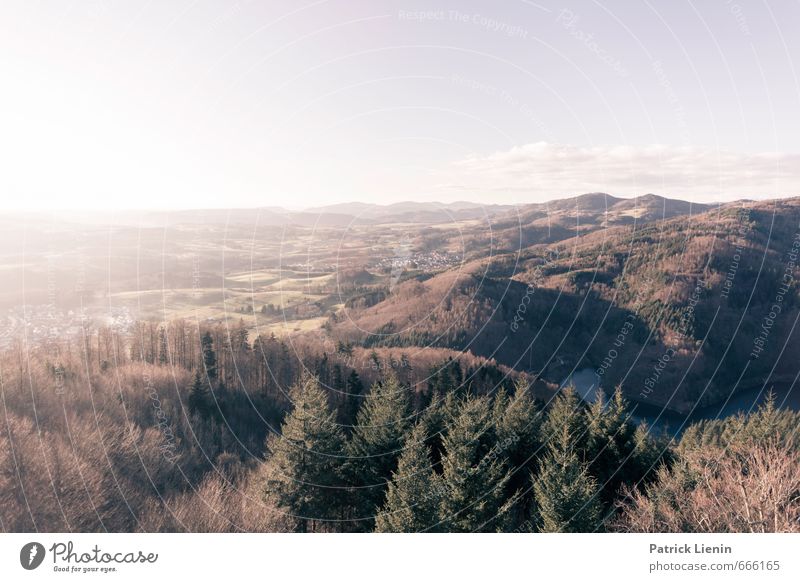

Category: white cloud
[442, 142, 800, 202]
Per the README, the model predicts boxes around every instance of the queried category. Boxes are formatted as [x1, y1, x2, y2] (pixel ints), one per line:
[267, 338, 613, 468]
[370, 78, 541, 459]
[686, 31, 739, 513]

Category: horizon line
[0, 191, 788, 215]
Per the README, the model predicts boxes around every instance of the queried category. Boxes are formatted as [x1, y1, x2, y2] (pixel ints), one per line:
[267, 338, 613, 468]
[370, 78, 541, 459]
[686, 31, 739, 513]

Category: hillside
[455, 192, 712, 254]
[331, 266, 638, 397]
[331, 197, 800, 413]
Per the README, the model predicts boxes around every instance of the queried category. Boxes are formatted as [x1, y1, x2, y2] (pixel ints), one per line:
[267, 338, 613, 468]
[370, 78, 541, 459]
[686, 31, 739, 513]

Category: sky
[1, 0, 799, 210]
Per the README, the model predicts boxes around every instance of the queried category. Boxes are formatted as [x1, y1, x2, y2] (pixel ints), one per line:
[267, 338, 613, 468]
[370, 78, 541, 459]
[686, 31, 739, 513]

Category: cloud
[441, 142, 800, 202]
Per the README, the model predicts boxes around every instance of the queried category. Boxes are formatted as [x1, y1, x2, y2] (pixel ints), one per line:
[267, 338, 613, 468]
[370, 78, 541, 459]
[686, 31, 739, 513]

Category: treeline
[260, 373, 664, 532]
[123, 320, 513, 423]
[1, 320, 798, 532]
[0, 319, 516, 532]
[262, 376, 800, 532]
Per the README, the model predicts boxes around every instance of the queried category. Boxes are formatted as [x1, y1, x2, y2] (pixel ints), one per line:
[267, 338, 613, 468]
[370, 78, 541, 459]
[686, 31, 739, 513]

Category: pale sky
[1, 0, 799, 210]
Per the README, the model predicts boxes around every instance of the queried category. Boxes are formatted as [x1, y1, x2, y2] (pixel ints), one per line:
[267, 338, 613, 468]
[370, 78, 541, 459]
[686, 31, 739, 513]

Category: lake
[561, 368, 800, 437]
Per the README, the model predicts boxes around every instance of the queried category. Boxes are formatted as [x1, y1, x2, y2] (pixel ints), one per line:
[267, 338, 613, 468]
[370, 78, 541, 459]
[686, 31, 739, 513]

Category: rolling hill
[329, 195, 800, 413]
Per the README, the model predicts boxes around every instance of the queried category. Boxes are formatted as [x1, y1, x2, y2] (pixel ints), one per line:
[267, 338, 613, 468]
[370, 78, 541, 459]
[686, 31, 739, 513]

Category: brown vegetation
[614, 441, 800, 532]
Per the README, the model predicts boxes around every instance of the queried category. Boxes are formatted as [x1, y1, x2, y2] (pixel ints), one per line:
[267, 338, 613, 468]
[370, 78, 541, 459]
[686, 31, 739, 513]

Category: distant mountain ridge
[303, 200, 515, 224]
[459, 192, 715, 252]
[305, 193, 712, 224]
[23, 193, 722, 230]
[15, 193, 715, 228]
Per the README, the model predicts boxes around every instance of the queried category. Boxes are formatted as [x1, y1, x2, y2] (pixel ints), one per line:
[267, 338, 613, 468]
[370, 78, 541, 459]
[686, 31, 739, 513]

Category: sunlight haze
[1, 0, 799, 209]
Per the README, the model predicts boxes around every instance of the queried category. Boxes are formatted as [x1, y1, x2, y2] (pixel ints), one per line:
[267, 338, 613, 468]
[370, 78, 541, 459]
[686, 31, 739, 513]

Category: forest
[2, 320, 797, 533]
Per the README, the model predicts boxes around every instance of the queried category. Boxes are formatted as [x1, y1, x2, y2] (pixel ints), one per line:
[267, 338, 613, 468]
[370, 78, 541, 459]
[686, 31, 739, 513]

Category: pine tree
[492, 378, 542, 525]
[740, 390, 782, 443]
[426, 358, 467, 406]
[331, 364, 347, 423]
[157, 326, 169, 365]
[368, 350, 381, 371]
[344, 369, 364, 425]
[624, 422, 665, 486]
[375, 423, 440, 532]
[493, 378, 543, 471]
[346, 373, 412, 529]
[188, 370, 210, 417]
[419, 389, 459, 469]
[261, 374, 347, 532]
[533, 422, 603, 532]
[437, 396, 517, 532]
[233, 320, 249, 353]
[336, 341, 353, 356]
[316, 353, 330, 387]
[542, 386, 588, 453]
[201, 331, 217, 382]
[585, 386, 636, 503]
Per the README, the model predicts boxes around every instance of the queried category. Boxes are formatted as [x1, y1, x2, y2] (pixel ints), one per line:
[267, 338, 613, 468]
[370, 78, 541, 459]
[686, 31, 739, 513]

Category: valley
[4, 194, 800, 418]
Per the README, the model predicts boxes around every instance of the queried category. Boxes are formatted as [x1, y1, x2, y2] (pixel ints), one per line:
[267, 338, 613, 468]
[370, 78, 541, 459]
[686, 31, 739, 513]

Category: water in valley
[561, 368, 800, 437]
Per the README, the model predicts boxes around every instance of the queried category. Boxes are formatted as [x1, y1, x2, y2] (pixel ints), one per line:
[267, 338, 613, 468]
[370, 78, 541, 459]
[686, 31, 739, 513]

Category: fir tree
[261, 374, 347, 532]
[542, 386, 588, 454]
[157, 326, 169, 365]
[233, 320, 249, 353]
[331, 364, 347, 423]
[736, 390, 783, 444]
[585, 386, 636, 503]
[344, 369, 364, 425]
[492, 379, 542, 525]
[201, 331, 217, 382]
[493, 378, 543, 471]
[419, 390, 459, 469]
[437, 396, 517, 532]
[375, 423, 440, 532]
[316, 352, 330, 387]
[188, 370, 210, 417]
[426, 358, 466, 406]
[368, 350, 381, 370]
[624, 422, 665, 486]
[346, 373, 412, 529]
[336, 341, 353, 356]
[533, 422, 603, 532]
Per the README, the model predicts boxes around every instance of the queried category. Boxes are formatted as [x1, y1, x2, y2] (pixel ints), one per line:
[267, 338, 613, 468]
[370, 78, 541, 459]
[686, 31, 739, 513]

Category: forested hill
[2, 325, 797, 532]
[454, 192, 712, 253]
[332, 197, 800, 413]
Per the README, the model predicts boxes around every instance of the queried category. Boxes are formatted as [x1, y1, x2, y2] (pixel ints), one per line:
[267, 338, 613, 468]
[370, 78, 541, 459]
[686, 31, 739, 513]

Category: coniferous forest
[2, 320, 797, 533]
